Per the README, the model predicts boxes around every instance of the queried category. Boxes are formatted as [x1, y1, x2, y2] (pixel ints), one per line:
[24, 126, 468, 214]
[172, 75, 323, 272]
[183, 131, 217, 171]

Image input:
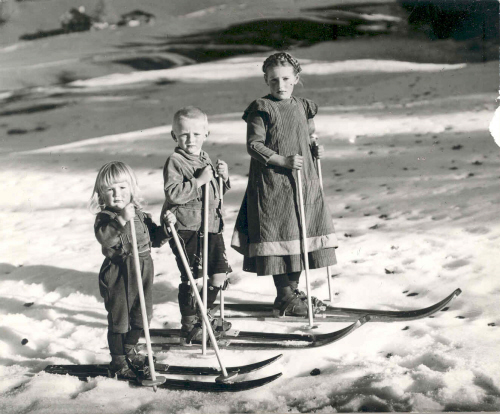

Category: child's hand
[216, 160, 229, 181]
[284, 154, 303, 170]
[311, 144, 324, 159]
[196, 165, 214, 187]
[119, 203, 136, 222]
[163, 210, 177, 226]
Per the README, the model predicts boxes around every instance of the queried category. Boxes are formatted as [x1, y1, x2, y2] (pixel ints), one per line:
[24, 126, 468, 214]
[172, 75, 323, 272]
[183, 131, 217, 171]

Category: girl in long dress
[231, 53, 338, 317]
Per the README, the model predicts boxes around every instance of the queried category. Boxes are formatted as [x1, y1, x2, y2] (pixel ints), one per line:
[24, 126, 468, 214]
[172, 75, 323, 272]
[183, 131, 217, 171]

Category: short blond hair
[172, 106, 208, 129]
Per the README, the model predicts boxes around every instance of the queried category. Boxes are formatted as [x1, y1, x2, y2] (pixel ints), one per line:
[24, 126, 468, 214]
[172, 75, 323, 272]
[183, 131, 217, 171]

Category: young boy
[161, 106, 232, 343]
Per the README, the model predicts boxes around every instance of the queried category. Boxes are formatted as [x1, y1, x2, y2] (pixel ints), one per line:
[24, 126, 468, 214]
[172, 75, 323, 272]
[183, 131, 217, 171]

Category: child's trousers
[99, 252, 154, 334]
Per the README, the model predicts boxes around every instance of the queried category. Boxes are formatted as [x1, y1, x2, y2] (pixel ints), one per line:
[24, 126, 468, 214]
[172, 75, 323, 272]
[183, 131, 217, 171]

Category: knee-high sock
[287, 271, 302, 290]
[200, 283, 220, 310]
[178, 282, 197, 317]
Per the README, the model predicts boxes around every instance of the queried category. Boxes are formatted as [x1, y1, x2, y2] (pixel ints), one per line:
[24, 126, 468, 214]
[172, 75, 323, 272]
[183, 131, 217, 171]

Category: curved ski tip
[269, 354, 283, 363]
[269, 372, 283, 382]
[454, 288, 462, 297]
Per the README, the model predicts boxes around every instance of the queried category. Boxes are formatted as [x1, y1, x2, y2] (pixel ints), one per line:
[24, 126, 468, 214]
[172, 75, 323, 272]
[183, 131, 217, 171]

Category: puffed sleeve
[301, 98, 318, 119]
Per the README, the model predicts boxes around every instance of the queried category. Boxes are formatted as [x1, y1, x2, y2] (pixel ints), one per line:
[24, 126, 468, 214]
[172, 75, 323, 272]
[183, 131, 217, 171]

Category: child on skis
[231, 52, 338, 317]
[90, 161, 176, 379]
[161, 106, 232, 343]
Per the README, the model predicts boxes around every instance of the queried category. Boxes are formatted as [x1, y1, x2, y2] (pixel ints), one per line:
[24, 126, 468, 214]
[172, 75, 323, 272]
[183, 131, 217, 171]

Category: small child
[161, 106, 232, 343]
[231, 52, 338, 317]
[90, 161, 176, 379]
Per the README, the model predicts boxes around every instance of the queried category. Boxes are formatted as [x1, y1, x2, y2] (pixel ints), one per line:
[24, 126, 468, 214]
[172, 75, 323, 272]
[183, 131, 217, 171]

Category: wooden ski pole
[129, 217, 166, 390]
[218, 174, 225, 321]
[202, 183, 209, 355]
[312, 135, 334, 302]
[296, 169, 315, 328]
[169, 223, 237, 383]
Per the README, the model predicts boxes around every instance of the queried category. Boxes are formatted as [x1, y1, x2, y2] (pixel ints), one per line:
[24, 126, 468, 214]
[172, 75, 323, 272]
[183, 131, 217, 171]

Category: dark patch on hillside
[113, 57, 180, 71]
[398, 0, 499, 41]
[0, 103, 67, 117]
[115, 9, 401, 69]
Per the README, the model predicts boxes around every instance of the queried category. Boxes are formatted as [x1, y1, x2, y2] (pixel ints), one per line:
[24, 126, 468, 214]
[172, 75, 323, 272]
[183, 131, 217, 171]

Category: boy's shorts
[169, 230, 232, 281]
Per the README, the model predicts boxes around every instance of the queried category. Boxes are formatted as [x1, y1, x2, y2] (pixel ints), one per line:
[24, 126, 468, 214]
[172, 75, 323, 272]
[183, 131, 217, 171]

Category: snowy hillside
[1, 0, 499, 412]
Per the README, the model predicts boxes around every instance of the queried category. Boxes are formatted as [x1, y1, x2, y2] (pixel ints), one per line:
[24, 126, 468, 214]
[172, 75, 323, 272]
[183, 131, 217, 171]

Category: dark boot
[124, 344, 155, 372]
[109, 355, 137, 380]
[180, 313, 227, 344]
[180, 314, 203, 344]
[205, 307, 232, 332]
[289, 284, 327, 312]
[273, 286, 308, 317]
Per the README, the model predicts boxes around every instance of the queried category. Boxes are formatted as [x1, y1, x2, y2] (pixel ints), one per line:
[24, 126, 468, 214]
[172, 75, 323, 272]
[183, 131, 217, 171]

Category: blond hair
[172, 106, 208, 129]
[89, 161, 143, 213]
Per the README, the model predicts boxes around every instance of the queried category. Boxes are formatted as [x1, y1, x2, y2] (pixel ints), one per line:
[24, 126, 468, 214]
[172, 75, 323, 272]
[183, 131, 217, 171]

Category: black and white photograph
[0, 0, 499, 412]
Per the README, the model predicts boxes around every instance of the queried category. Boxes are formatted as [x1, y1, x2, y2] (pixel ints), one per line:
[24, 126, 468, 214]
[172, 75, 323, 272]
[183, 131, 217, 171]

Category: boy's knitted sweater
[161, 147, 229, 233]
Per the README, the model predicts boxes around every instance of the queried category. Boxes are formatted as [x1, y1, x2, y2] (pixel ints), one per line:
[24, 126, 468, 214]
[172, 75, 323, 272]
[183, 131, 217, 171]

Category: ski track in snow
[1, 58, 500, 413]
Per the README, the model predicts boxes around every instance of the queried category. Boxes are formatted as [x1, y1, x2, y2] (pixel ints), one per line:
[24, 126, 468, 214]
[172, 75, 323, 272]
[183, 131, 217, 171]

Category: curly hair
[262, 52, 302, 75]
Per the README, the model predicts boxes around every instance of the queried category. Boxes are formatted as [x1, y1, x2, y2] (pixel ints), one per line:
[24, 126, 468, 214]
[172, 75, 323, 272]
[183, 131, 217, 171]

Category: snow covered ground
[1, 52, 499, 413]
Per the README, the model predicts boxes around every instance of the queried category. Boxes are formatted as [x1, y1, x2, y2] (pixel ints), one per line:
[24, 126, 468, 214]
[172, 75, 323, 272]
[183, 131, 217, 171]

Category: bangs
[97, 162, 136, 194]
[90, 161, 143, 213]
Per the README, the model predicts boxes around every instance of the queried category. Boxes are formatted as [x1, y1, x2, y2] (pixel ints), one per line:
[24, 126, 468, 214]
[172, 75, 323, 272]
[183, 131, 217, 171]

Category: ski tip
[271, 372, 283, 381]
[454, 288, 462, 297]
[273, 354, 284, 362]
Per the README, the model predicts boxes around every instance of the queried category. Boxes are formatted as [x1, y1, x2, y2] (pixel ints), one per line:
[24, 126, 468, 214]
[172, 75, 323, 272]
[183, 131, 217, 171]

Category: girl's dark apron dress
[231, 95, 338, 276]
[98, 210, 154, 333]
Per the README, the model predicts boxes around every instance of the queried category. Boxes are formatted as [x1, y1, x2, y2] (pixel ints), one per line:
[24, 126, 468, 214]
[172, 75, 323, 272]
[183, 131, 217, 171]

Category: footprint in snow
[443, 259, 470, 270]
[464, 226, 490, 235]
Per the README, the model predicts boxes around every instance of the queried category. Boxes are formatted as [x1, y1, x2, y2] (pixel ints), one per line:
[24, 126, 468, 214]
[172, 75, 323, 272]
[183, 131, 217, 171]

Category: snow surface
[70, 57, 467, 87]
[1, 56, 500, 413]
